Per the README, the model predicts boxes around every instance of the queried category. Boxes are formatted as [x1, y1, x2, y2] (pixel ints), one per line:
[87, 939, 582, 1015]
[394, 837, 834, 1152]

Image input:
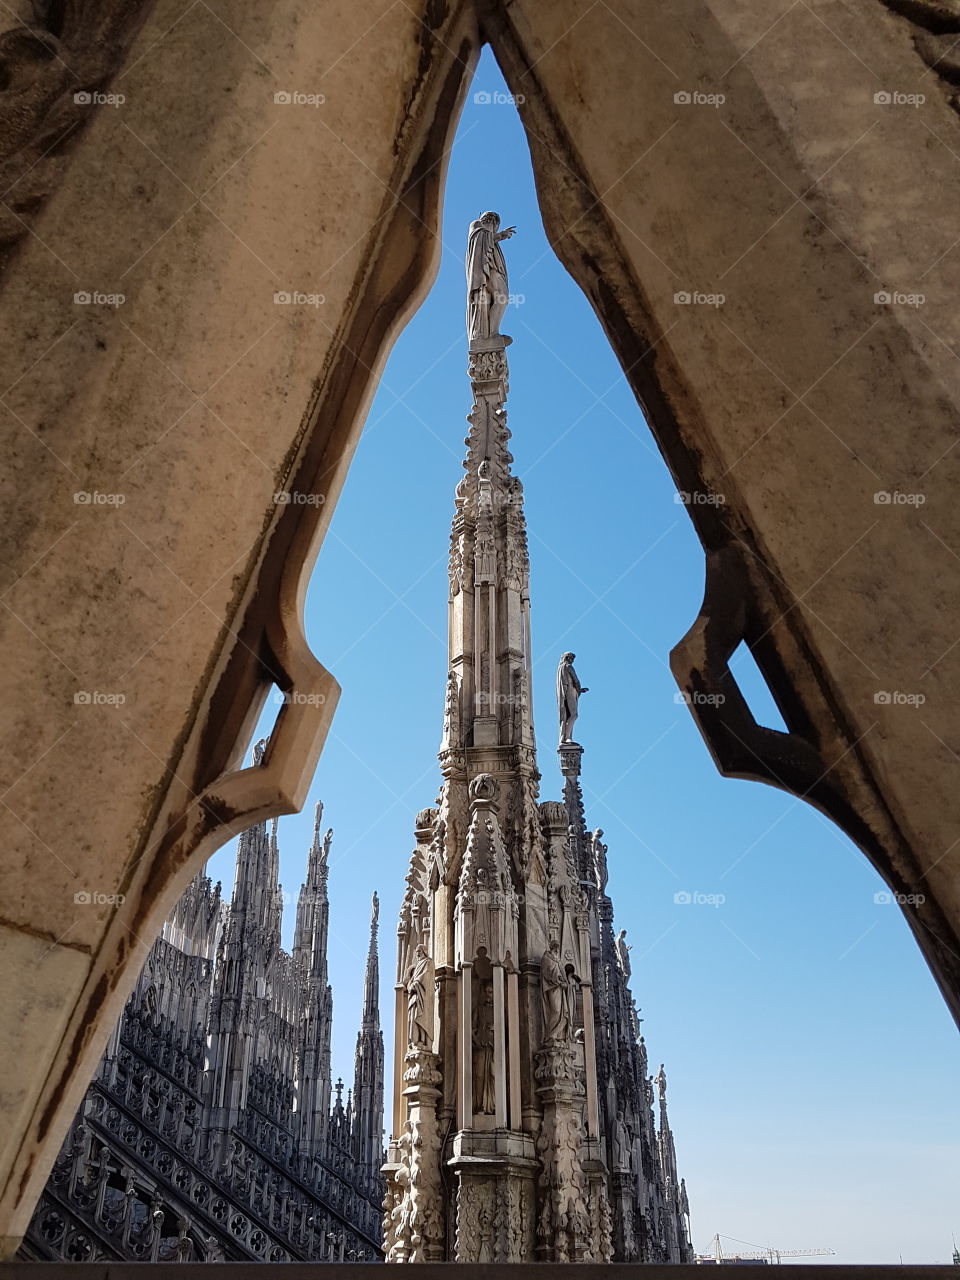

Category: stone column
[492, 963, 507, 1126]
[506, 967, 521, 1129]
[457, 964, 473, 1125]
[385, 1047, 444, 1262]
[533, 1042, 591, 1263]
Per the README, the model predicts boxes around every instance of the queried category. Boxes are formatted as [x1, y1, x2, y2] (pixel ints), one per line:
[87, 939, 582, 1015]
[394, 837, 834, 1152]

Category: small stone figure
[540, 938, 570, 1044]
[615, 928, 632, 979]
[612, 1113, 631, 1171]
[466, 211, 517, 340]
[405, 943, 432, 1048]
[591, 827, 609, 893]
[557, 652, 588, 744]
[655, 1063, 667, 1100]
[472, 980, 496, 1114]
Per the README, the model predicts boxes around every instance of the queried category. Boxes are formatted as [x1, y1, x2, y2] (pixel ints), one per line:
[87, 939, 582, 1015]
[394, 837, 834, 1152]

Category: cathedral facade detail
[382, 215, 694, 1264]
[20, 791, 385, 1263]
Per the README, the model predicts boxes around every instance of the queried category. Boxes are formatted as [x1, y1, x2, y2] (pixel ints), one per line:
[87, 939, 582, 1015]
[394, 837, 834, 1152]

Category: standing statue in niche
[472, 976, 496, 1114]
[612, 1112, 632, 1172]
[405, 943, 432, 1049]
[540, 938, 570, 1044]
[557, 652, 588, 744]
[466, 211, 517, 340]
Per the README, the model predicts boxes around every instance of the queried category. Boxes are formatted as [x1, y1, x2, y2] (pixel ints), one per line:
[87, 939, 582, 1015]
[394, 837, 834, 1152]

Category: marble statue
[471, 978, 496, 1114]
[406, 944, 432, 1048]
[655, 1063, 667, 1100]
[557, 652, 588, 744]
[612, 1113, 631, 1171]
[466, 211, 516, 340]
[615, 928, 632, 979]
[540, 939, 570, 1044]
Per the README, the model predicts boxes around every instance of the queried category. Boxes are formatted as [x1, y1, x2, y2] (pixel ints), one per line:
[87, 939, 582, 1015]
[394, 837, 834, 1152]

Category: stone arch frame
[3, 0, 960, 1248]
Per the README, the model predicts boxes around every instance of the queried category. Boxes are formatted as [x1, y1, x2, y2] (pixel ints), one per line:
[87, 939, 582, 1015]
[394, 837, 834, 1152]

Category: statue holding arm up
[466, 211, 517, 341]
[557, 652, 588, 744]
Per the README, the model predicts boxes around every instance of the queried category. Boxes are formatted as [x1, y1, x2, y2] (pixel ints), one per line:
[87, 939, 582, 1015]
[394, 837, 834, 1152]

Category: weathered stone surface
[0, 0, 476, 1246]
[0, 926, 90, 1187]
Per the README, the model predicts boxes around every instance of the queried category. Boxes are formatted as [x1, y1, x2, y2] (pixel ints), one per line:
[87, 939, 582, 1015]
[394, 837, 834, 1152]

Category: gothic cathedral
[20, 785, 385, 1263]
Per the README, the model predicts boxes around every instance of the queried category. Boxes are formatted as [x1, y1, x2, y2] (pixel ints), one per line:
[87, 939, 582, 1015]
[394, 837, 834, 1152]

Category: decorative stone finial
[468, 773, 500, 808]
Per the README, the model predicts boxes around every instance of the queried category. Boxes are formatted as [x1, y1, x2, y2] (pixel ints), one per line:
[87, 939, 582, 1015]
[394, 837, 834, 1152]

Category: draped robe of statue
[406, 945, 431, 1047]
[557, 652, 587, 744]
[471, 979, 496, 1113]
[540, 942, 570, 1044]
[466, 213, 509, 340]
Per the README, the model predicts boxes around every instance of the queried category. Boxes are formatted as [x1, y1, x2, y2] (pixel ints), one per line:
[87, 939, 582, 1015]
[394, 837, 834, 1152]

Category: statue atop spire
[557, 651, 588, 744]
[465, 211, 516, 341]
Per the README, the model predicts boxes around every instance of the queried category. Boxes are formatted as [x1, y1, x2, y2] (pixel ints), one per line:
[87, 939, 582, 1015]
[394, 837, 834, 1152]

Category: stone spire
[297, 802, 334, 1158]
[361, 891, 381, 1023]
[382, 216, 692, 1266]
[655, 1065, 689, 1262]
[294, 801, 331, 979]
[351, 893, 384, 1193]
[206, 743, 282, 1135]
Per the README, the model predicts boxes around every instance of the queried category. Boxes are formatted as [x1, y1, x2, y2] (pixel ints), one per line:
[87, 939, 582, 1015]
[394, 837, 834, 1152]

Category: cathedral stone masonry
[382, 218, 694, 1265]
[19, 776, 385, 1264]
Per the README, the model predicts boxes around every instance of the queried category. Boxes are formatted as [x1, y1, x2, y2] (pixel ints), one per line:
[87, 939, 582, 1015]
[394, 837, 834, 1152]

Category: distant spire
[656, 1062, 679, 1188]
[352, 891, 384, 1186]
[231, 795, 281, 938]
[294, 802, 331, 980]
[363, 892, 380, 1024]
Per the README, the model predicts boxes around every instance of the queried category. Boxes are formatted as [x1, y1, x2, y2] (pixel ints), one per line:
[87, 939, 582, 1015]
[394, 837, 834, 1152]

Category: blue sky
[207, 47, 959, 1264]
